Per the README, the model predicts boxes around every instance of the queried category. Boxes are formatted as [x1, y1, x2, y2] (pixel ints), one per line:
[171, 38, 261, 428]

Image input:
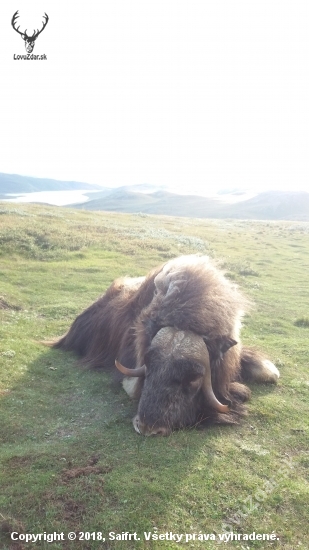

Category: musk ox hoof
[245, 359, 280, 384]
[241, 349, 280, 384]
[261, 360, 280, 383]
[122, 377, 140, 398]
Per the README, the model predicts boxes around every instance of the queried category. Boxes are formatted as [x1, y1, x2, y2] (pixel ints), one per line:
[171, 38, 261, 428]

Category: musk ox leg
[229, 382, 252, 402]
[240, 348, 280, 383]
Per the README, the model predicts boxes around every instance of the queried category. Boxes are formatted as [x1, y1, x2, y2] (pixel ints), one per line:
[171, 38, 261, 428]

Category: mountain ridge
[72, 188, 309, 221]
[0, 172, 103, 194]
[0, 172, 308, 221]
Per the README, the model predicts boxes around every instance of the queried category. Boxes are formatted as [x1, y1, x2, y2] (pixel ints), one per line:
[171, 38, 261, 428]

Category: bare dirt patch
[62, 465, 111, 480]
[0, 297, 21, 311]
[0, 515, 25, 550]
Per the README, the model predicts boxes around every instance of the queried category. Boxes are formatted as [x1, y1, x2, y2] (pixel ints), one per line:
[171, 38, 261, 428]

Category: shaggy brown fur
[51, 255, 279, 432]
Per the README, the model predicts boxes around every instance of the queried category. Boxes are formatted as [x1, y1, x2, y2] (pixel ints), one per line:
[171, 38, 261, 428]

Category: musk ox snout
[133, 415, 170, 436]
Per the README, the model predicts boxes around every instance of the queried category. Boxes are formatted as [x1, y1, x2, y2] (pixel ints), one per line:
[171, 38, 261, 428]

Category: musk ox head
[116, 327, 232, 436]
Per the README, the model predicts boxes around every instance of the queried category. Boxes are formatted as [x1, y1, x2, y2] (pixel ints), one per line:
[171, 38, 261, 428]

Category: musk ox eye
[189, 375, 204, 390]
[177, 374, 203, 394]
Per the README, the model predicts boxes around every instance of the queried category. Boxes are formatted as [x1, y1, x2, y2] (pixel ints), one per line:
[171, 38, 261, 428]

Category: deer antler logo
[11, 11, 49, 53]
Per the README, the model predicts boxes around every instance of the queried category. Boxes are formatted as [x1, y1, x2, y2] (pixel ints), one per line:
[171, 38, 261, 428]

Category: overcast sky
[1, 1, 308, 194]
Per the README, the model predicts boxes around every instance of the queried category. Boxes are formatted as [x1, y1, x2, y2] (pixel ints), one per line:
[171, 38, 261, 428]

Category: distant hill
[223, 191, 309, 220]
[0, 173, 103, 194]
[72, 189, 309, 221]
[1, 172, 308, 220]
[110, 183, 166, 194]
[77, 189, 162, 212]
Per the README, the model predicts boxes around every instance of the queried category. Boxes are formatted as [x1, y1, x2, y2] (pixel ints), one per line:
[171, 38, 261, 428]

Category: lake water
[0, 190, 98, 206]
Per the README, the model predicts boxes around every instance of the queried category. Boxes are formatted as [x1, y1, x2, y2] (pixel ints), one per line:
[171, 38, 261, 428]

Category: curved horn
[115, 360, 146, 377]
[201, 349, 229, 413]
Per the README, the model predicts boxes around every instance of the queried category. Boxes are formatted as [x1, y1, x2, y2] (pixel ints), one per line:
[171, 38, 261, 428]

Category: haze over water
[2, 190, 98, 206]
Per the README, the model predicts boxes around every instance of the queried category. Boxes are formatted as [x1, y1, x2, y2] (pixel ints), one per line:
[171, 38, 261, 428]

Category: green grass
[0, 203, 308, 549]
[294, 317, 309, 328]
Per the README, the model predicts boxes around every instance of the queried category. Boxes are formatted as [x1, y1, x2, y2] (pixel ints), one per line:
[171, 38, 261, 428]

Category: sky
[1, 1, 308, 195]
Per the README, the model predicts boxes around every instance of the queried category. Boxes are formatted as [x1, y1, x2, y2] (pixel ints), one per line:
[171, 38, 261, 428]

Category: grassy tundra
[0, 203, 308, 549]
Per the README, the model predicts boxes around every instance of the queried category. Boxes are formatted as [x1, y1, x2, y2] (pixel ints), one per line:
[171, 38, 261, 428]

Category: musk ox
[51, 255, 279, 435]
